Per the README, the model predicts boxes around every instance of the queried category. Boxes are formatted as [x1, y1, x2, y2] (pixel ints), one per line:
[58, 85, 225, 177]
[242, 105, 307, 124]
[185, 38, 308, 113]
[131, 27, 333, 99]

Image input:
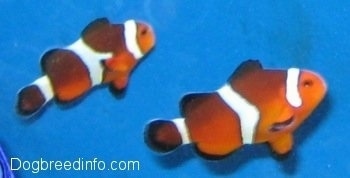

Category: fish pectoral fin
[269, 116, 294, 132]
[112, 75, 130, 90]
[104, 53, 137, 90]
[104, 52, 136, 72]
[268, 134, 293, 155]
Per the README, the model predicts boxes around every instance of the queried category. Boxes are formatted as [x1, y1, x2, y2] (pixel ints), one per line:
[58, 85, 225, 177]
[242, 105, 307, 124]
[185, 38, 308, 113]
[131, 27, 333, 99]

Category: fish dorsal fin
[229, 59, 263, 81]
[81, 18, 111, 37]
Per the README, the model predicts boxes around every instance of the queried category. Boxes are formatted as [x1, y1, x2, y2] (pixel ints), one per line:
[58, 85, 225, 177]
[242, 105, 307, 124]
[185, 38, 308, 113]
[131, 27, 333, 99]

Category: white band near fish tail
[286, 68, 302, 107]
[172, 118, 191, 145]
[66, 38, 112, 86]
[217, 84, 260, 144]
[124, 20, 144, 60]
[32, 75, 54, 103]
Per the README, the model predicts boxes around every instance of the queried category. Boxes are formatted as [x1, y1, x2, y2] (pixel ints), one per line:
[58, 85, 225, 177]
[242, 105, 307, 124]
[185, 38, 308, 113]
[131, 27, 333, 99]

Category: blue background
[0, 0, 349, 177]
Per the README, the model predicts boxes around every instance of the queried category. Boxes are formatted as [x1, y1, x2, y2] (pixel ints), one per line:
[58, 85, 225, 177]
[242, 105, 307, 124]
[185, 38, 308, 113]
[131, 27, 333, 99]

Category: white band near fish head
[286, 68, 302, 107]
[124, 20, 144, 60]
[217, 84, 260, 144]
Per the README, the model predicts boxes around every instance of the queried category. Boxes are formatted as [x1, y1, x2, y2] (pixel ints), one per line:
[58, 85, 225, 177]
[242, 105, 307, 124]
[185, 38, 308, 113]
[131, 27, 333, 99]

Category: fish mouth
[270, 116, 294, 132]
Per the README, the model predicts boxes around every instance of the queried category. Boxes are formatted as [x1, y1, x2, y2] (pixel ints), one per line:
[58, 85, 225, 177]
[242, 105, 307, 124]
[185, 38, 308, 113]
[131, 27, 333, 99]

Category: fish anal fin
[229, 59, 263, 81]
[269, 133, 293, 155]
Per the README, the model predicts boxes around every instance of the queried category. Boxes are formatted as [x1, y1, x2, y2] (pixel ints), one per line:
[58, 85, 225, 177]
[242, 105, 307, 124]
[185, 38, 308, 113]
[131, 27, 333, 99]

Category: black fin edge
[81, 18, 110, 37]
[229, 59, 263, 81]
[194, 145, 231, 160]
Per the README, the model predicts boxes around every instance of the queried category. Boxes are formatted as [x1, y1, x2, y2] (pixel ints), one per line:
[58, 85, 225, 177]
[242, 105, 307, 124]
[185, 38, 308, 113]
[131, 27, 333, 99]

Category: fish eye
[302, 79, 313, 87]
[140, 27, 148, 36]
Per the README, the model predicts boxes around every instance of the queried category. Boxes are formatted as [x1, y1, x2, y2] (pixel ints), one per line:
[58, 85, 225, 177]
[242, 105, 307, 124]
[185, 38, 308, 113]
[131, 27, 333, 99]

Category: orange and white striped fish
[16, 18, 155, 117]
[145, 60, 327, 159]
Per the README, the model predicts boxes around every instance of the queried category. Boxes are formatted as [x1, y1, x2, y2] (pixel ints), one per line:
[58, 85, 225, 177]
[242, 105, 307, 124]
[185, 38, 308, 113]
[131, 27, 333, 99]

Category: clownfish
[0, 146, 14, 177]
[16, 18, 155, 117]
[145, 60, 327, 159]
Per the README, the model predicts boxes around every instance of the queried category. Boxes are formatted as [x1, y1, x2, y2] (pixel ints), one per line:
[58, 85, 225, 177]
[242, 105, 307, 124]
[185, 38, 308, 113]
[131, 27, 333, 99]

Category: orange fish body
[145, 60, 327, 159]
[16, 18, 155, 116]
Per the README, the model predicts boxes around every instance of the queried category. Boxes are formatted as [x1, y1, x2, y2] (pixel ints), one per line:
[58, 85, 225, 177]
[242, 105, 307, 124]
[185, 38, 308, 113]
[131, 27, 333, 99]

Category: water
[0, 1, 349, 177]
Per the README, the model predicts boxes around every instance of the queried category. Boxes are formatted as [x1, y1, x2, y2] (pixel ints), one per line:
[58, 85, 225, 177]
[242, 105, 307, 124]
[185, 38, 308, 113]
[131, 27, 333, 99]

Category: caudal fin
[16, 76, 54, 116]
[144, 118, 191, 153]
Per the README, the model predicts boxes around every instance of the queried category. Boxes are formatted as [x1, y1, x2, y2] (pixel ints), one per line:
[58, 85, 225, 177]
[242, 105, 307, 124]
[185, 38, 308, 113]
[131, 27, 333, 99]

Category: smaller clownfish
[16, 18, 155, 117]
[145, 60, 327, 160]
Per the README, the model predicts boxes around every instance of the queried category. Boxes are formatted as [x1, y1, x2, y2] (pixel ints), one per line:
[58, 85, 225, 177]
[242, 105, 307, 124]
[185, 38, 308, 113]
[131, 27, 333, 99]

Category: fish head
[135, 21, 156, 55]
[292, 69, 327, 126]
[254, 69, 327, 143]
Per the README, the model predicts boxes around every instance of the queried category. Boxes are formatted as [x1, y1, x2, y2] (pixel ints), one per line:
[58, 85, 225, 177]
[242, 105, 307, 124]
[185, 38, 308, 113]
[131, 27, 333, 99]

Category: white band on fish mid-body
[217, 84, 260, 144]
[124, 20, 143, 60]
[32, 75, 54, 103]
[286, 68, 302, 107]
[172, 118, 191, 145]
[66, 39, 113, 86]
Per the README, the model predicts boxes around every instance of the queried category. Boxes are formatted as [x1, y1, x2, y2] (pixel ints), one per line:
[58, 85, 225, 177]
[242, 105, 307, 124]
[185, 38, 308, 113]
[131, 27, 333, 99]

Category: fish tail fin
[144, 118, 191, 153]
[16, 75, 54, 116]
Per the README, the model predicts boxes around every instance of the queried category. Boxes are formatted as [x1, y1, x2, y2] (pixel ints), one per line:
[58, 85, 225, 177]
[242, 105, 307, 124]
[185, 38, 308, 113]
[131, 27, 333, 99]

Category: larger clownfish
[16, 18, 155, 117]
[145, 60, 327, 159]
